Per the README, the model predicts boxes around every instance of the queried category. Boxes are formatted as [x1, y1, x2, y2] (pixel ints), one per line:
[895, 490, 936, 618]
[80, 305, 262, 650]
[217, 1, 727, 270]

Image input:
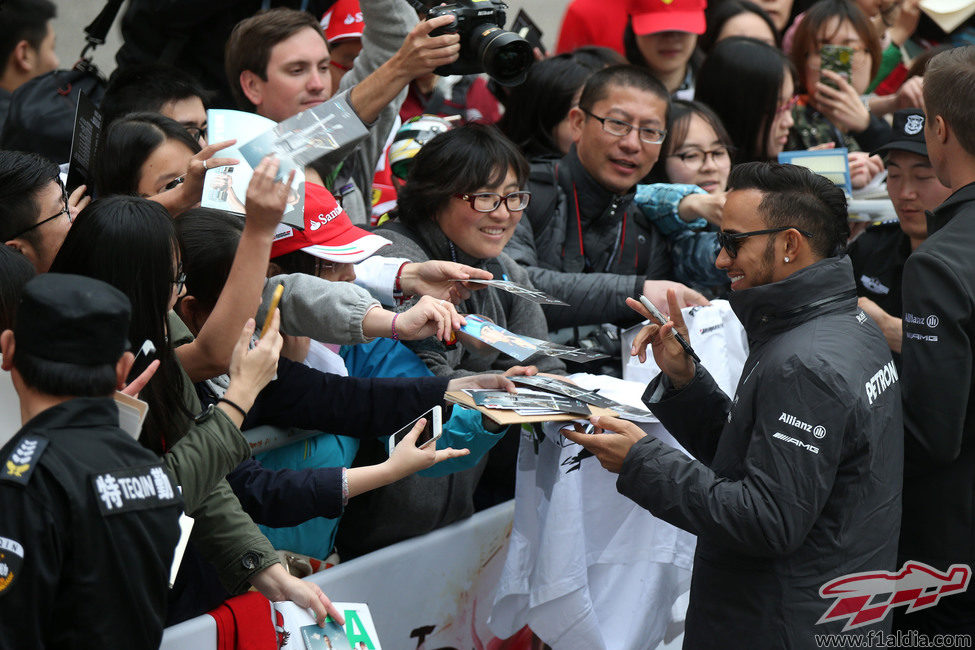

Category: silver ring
[202, 159, 209, 171]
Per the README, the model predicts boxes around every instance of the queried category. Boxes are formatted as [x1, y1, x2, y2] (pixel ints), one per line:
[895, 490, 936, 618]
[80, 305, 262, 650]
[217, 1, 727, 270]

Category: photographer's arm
[346, 15, 460, 124]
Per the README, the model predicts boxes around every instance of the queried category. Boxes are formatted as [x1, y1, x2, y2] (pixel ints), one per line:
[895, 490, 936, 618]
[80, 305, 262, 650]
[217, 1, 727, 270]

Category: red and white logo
[818, 561, 971, 631]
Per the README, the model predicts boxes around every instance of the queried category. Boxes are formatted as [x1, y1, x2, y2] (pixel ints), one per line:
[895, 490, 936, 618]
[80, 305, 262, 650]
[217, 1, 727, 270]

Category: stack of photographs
[510, 376, 655, 422]
[466, 389, 593, 417]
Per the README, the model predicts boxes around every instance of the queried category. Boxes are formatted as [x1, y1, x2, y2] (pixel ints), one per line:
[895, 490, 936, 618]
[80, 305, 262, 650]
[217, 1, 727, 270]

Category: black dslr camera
[418, 0, 533, 86]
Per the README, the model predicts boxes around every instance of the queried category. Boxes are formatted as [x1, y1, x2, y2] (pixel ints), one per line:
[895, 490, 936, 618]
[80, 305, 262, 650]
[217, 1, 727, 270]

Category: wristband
[391, 312, 401, 341]
[393, 262, 410, 305]
[217, 397, 248, 419]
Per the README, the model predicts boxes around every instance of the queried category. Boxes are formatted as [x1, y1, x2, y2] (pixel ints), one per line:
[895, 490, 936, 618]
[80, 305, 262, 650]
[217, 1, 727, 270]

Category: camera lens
[471, 25, 533, 86]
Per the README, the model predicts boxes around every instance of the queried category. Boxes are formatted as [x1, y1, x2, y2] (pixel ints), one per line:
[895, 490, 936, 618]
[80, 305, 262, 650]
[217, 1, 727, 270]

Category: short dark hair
[0, 0, 56, 71]
[175, 208, 245, 311]
[695, 37, 794, 164]
[699, 0, 780, 54]
[13, 351, 118, 397]
[0, 246, 35, 331]
[790, 0, 881, 93]
[0, 150, 62, 248]
[96, 112, 202, 197]
[497, 48, 622, 159]
[923, 46, 975, 157]
[225, 8, 326, 111]
[101, 63, 212, 128]
[396, 124, 529, 227]
[728, 161, 849, 258]
[648, 99, 734, 183]
[577, 64, 671, 117]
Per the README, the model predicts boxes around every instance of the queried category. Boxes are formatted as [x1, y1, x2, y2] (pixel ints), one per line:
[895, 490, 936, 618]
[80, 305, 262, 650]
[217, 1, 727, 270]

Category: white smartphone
[388, 405, 443, 455]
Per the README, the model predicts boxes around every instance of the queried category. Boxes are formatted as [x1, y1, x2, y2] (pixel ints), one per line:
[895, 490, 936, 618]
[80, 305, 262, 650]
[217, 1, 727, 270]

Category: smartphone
[388, 405, 443, 455]
[819, 44, 854, 89]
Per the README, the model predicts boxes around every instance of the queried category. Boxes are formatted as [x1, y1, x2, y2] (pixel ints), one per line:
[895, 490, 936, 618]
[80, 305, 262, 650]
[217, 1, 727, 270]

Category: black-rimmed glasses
[669, 145, 734, 169]
[581, 108, 667, 144]
[455, 191, 531, 213]
[184, 125, 207, 142]
[716, 227, 813, 258]
[10, 201, 71, 240]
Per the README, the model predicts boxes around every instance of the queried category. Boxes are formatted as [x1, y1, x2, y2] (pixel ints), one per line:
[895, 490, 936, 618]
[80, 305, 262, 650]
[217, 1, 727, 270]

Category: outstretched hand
[396, 295, 466, 341]
[388, 417, 470, 477]
[626, 289, 696, 387]
[559, 415, 647, 473]
[245, 155, 296, 231]
[399, 260, 493, 304]
[249, 562, 344, 627]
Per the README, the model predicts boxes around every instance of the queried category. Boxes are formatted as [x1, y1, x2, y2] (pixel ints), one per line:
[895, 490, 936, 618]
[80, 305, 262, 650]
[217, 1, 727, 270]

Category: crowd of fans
[1, 0, 974, 647]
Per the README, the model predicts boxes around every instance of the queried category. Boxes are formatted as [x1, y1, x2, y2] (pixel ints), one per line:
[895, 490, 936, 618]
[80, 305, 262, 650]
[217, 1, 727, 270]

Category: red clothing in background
[556, 0, 629, 55]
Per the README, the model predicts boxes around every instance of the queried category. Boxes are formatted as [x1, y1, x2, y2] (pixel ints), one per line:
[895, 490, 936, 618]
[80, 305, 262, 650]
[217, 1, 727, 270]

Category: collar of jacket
[564, 146, 631, 226]
[927, 180, 975, 236]
[729, 255, 858, 345]
[410, 216, 491, 269]
[18, 396, 120, 435]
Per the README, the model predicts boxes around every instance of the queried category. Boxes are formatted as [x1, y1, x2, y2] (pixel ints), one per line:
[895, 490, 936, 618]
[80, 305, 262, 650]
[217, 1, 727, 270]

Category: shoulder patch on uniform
[91, 464, 180, 516]
[0, 436, 49, 486]
[0, 535, 25, 596]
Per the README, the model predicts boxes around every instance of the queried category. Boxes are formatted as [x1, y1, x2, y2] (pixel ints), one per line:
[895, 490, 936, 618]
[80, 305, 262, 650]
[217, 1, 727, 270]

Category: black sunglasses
[716, 227, 813, 258]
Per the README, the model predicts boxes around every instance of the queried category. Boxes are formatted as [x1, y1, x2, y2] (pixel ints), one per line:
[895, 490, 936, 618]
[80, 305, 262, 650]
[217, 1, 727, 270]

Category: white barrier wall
[160, 501, 516, 650]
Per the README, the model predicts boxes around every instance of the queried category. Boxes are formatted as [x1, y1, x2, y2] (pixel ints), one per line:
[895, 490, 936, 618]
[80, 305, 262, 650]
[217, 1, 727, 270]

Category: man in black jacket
[0, 274, 183, 649]
[504, 64, 706, 333]
[564, 162, 903, 648]
[897, 45, 975, 638]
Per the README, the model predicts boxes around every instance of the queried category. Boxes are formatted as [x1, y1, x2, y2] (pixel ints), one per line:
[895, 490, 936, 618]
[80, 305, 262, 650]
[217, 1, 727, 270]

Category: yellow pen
[260, 284, 284, 339]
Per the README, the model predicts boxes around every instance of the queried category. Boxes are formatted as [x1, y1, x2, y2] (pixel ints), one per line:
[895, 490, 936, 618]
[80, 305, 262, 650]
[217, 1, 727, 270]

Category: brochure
[274, 601, 382, 650]
[203, 108, 307, 230]
[240, 94, 368, 169]
[66, 91, 102, 194]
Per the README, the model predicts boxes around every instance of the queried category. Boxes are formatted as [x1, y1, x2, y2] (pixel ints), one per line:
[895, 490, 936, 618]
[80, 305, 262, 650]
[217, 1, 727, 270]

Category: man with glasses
[564, 162, 903, 647]
[99, 63, 212, 148]
[0, 151, 72, 273]
[506, 64, 707, 354]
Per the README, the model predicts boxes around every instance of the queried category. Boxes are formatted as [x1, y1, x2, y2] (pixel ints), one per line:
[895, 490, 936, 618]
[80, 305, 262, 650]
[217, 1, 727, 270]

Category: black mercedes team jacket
[900, 181, 975, 569]
[619, 256, 903, 649]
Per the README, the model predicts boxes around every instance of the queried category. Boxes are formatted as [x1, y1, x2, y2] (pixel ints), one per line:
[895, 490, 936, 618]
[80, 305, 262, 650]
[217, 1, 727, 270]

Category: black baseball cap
[14, 274, 131, 365]
[873, 109, 928, 158]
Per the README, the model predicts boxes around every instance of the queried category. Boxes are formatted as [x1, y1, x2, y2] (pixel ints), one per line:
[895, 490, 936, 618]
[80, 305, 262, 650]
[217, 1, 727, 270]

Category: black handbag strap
[80, 0, 125, 58]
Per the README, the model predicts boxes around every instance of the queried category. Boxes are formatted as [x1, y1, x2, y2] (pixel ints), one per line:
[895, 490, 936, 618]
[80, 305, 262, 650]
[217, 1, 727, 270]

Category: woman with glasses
[787, 0, 890, 187]
[374, 123, 565, 379]
[637, 100, 737, 294]
[96, 112, 236, 217]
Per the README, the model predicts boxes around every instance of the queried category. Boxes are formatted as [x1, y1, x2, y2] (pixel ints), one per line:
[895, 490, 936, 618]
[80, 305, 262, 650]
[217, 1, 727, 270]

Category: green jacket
[165, 311, 279, 593]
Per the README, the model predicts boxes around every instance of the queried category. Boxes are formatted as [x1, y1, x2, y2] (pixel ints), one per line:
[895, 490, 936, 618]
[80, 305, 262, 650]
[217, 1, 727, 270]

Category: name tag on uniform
[91, 464, 181, 516]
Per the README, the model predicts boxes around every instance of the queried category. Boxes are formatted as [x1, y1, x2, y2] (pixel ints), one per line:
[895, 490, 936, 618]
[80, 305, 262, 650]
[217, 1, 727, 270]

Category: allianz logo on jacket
[779, 412, 813, 433]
